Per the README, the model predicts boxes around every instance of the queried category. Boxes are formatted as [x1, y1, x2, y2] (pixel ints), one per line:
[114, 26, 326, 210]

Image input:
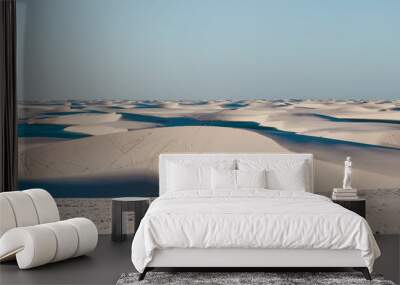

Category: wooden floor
[0, 235, 398, 285]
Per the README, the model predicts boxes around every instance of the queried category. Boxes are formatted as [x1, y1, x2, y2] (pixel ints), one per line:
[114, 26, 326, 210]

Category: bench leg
[354, 267, 371, 280]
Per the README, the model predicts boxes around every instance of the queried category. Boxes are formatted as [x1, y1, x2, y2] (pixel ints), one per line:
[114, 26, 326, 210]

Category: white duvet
[131, 190, 380, 273]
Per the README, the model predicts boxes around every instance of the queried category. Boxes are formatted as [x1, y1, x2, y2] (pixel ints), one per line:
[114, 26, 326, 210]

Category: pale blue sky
[18, 0, 400, 101]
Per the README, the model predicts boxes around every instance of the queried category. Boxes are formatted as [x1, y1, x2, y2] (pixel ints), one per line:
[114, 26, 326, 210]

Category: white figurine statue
[342, 156, 352, 189]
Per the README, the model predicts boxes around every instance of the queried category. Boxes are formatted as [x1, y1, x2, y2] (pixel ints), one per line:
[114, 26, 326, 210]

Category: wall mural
[17, 0, 400, 198]
[18, 99, 400, 197]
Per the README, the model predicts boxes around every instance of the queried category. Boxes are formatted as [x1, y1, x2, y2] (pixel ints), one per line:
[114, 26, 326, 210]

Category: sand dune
[304, 129, 400, 148]
[23, 100, 400, 149]
[119, 106, 221, 118]
[18, 138, 68, 152]
[101, 120, 159, 130]
[18, 103, 71, 120]
[195, 108, 271, 123]
[312, 102, 400, 121]
[19, 125, 400, 192]
[64, 125, 128, 136]
[95, 100, 400, 148]
[64, 121, 158, 135]
[324, 111, 400, 121]
[19, 126, 289, 179]
[18, 99, 400, 194]
[30, 112, 121, 125]
[257, 110, 400, 148]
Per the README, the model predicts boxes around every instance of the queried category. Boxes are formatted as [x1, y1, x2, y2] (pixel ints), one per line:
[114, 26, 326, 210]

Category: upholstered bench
[0, 189, 98, 269]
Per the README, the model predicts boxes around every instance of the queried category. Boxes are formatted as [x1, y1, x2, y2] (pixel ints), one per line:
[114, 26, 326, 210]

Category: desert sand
[64, 125, 128, 136]
[18, 99, 400, 194]
[30, 112, 122, 125]
[19, 126, 289, 179]
[18, 102, 72, 120]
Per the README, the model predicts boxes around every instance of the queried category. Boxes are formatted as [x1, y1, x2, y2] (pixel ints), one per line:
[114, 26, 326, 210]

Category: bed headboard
[159, 153, 314, 196]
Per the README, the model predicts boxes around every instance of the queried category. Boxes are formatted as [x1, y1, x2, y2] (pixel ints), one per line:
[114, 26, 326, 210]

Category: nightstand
[332, 197, 366, 218]
[111, 197, 152, 242]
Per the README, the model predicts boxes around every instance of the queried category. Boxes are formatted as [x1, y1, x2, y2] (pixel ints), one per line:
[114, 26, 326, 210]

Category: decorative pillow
[211, 168, 236, 190]
[236, 169, 267, 189]
[166, 160, 236, 192]
[238, 159, 308, 191]
[211, 168, 268, 191]
[167, 162, 211, 191]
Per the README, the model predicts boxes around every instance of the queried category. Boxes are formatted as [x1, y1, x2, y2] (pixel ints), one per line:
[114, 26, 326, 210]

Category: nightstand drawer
[332, 199, 366, 218]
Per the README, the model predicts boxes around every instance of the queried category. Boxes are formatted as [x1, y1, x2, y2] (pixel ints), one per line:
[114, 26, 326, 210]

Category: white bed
[131, 153, 380, 280]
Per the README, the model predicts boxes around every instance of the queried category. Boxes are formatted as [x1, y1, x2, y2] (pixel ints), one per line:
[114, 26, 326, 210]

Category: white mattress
[131, 191, 380, 273]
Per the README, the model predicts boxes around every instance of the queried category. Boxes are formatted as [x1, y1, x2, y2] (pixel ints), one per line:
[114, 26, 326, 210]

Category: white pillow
[238, 159, 308, 191]
[269, 164, 306, 191]
[236, 169, 267, 189]
[211, 168, 268, 190]
[211, 168, 236, 190]
[166, 160, 236, 192]
[167, 162, 211, 191]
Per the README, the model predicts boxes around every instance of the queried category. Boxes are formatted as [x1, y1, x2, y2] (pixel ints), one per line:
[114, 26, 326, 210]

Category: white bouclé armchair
[0, 189, 98, 269]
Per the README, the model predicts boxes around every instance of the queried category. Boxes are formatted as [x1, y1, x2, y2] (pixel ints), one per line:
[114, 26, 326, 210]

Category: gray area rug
[116, 272, 396, 285]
